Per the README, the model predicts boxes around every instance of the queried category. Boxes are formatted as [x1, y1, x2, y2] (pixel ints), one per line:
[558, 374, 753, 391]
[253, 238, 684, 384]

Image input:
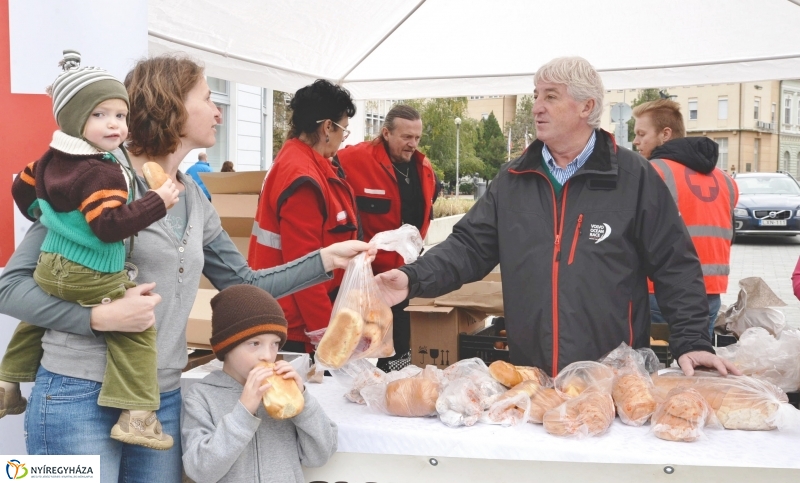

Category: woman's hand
[90, 282, 161, 332]
[319, 240, 376, 271]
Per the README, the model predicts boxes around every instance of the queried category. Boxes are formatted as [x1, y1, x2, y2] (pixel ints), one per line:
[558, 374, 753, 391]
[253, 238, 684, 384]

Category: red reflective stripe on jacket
[249, 138, 358, 345]
[337, 140, 436, 274]
[648, 160, 737, 294]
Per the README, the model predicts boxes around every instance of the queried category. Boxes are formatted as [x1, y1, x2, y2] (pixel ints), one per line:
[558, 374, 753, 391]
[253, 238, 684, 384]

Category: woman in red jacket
[249, 80, 358, 353]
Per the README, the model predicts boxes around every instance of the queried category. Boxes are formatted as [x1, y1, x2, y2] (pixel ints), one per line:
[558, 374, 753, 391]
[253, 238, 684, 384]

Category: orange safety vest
[648, 158, 738, 294]
[337, 140, 436, 274]
[248, 138, 358, 343]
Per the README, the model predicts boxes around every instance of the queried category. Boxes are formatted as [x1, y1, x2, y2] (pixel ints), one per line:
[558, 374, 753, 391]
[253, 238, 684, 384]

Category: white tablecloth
[304, 378, 800, 470]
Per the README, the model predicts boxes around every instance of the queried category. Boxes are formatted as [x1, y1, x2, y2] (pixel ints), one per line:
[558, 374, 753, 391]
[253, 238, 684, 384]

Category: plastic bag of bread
[600, 343, 657, 426]
[554, 361, 615, 398]
[334, 359, 388, 404]
[311, 225, 423, 369]
[652, 369, 800, 431]
[360, 365, 439, 417]
[543, 388, 615, 438]
[488, 360, 549, 388]
[651, 387, 719, 442]
[528, 386, 565, 424]
[436, 358, 506, 427]
[480, 380, 542, 426]
[716, 327, 800, 392]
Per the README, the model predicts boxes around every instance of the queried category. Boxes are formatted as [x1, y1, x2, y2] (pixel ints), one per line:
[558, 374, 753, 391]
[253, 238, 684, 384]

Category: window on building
[754, 97, 760, 120]
[206, 76, 230, 170]
[718, 98, 728, 120]
[688, 99, 698, 120]
[797, 100, 800, 125]
[784, 151, 791, 172]
[715, 138, 728, 170]
[753, 138, 760, 171]
[772, 103, 776, 124]
[785, 98, 792, 124]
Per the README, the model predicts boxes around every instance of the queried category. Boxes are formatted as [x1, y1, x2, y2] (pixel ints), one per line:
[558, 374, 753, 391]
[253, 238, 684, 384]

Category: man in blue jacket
[186, 152, 212, 200]
[375, 56, 740, 378]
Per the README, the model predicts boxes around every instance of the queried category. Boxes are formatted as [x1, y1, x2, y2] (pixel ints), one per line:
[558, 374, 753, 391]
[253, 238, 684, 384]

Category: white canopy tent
[149, 0, 800, 100]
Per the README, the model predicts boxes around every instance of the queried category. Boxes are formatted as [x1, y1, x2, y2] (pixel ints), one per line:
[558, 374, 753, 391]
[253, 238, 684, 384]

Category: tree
[273, 90, 292, 157]
[475, 111, 506, 180]
[626, 88, 665, 151]
[505, 95, 535, 159]
[401, 97, 484, 190]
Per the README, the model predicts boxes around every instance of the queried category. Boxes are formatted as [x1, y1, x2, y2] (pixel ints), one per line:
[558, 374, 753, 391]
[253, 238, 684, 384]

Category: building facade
[465, 95, 517, 127]
[779, 80, 800, 177]
[600, 82, 781, 173]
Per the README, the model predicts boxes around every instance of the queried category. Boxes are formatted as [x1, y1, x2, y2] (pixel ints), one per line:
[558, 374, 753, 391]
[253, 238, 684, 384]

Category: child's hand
[153, 177, 179, 210]
[239, 365, 272, 415]
[273, 360, 304, 394]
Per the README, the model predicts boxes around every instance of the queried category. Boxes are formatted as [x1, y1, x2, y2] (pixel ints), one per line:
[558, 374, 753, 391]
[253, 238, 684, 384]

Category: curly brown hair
[124, 55, 205, 157]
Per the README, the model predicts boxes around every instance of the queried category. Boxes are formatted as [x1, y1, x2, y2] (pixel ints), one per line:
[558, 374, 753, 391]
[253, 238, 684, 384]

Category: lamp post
[454, 117, 461, 197]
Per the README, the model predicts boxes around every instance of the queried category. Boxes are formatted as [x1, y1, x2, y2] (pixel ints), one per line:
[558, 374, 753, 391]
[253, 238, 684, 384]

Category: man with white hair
[375, 57, 740, 378]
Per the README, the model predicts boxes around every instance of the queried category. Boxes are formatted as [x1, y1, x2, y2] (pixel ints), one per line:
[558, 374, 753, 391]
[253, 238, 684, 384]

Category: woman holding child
[0, 55, 368, 482]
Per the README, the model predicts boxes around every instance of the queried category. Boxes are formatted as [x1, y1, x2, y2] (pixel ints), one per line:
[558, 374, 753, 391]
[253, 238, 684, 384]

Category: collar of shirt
[542, 130, 596, 185]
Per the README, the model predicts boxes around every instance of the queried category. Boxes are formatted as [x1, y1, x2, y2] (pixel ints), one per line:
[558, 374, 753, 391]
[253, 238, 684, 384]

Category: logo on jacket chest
[588, 223, 612, 244]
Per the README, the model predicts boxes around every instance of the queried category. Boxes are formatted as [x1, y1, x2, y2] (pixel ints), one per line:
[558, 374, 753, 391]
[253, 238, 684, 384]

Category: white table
[301, 378, 800, 483]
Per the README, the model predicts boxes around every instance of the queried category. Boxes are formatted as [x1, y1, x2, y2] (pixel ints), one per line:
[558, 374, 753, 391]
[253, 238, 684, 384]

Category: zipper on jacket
[628, 301, 634, 346]
[567, 214, 583, 265]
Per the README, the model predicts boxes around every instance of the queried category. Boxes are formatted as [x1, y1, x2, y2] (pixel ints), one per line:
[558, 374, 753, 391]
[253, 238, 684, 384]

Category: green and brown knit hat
[210, 285, 288, 361]
[49, 49, 129, 139]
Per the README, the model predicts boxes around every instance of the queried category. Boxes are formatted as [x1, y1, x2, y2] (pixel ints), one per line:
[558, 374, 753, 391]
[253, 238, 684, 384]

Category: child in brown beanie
[181, 284, 337, 483]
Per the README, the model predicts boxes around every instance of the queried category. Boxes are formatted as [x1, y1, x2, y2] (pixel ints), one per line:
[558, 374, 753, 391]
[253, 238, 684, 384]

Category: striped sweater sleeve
[70, 164, 168, 243]
[12, 161, 39, 222]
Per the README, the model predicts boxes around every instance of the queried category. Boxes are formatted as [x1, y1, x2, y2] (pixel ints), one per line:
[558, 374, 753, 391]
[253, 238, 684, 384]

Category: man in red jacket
[336, 105, 437, 371]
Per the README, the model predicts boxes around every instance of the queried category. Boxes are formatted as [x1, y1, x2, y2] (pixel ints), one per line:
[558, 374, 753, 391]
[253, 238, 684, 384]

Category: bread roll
[652, 388, 712, 442]
[316, 308, 364, 368]
[528, 387, 565, 424]
[385, 377, 439, 417]
[258, 362, 305, 419]
[489, 361, 547, 388]
[555, 361, 615, 398]
[142, 162, 169, 189]
[612, 372, 657, 426]
[484, 380, 540, 425]
[543, 389, 615, 437]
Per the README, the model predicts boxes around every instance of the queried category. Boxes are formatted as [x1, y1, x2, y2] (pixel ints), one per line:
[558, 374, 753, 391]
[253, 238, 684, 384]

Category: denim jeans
[25, 366, 182, 483]
[649, 293, 721, 340]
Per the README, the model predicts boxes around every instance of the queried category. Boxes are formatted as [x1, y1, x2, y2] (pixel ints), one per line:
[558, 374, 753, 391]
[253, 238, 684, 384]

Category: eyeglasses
[316, 119, 350, 141]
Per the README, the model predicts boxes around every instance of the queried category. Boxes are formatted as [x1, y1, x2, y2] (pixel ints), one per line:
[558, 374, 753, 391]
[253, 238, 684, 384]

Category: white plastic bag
[716, 327, 800, 392]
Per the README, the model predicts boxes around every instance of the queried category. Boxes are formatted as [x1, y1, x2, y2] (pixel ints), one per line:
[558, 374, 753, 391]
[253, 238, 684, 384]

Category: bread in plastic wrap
[651, 387, 718, 442]
[601, 343, 657, 426]
[436, 358, 506, 427]
[554, 361, 615, 399]
[488, 360, 549, 388]
[481, 380, 541, 426]
[543, 389, 615, 438]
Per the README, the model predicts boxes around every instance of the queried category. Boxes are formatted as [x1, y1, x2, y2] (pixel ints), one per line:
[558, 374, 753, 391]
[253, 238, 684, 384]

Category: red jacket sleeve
[793, 256, 800, 302]
[279, 183, 335, 333]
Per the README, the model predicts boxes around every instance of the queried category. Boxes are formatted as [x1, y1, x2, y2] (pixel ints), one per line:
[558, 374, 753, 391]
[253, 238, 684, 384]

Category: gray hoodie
[181, 370, 337, 483]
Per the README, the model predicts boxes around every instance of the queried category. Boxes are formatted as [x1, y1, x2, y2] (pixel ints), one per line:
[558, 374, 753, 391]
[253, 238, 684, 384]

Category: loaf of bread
[488, 360, 548, 388]
[142, 162, 169, 189]
[543, 389, 615, 438]
[555, 361, 615, 398]
[612, 372, 657, 426]
[385, 377, 439, 417]
[652, 373, 786, 430]
[528, 387, 565, 424]
[258, 362, 305, 420]
[316, 308, 364, 368]
[652, 387, 713, 442]
[483, 380, 541, 425]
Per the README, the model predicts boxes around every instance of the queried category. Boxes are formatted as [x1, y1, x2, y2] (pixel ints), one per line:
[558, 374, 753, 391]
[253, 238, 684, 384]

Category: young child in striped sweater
[0, 50, 179, 450]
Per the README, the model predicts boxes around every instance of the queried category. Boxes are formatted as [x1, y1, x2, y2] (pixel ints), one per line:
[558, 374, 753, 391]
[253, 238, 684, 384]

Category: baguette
[258, 362, 304, 419]
[488, 360, 548, 388]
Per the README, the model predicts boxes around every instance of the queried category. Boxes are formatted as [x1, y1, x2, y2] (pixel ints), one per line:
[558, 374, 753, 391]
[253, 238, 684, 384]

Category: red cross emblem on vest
[684, 169, 719, 202]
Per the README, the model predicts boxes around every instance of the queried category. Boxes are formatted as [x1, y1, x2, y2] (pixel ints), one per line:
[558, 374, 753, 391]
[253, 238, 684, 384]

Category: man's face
[532, 81, 593, 146]
[382, 118, 422, 163]
[632, 114, 668, 159]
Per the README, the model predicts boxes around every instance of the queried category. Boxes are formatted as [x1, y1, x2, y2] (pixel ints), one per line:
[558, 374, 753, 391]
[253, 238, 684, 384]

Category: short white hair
[534, 57, 604, 129]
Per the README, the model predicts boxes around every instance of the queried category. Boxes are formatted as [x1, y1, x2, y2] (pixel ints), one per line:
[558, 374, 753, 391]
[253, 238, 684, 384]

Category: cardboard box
[186, 288, 219, 349]
[199, 171, 267, 238]
[407, 281, 503, 369]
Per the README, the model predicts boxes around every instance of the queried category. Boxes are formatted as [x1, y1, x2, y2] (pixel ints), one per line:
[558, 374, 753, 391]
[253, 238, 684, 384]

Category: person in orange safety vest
[633, 99, 737, 339]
